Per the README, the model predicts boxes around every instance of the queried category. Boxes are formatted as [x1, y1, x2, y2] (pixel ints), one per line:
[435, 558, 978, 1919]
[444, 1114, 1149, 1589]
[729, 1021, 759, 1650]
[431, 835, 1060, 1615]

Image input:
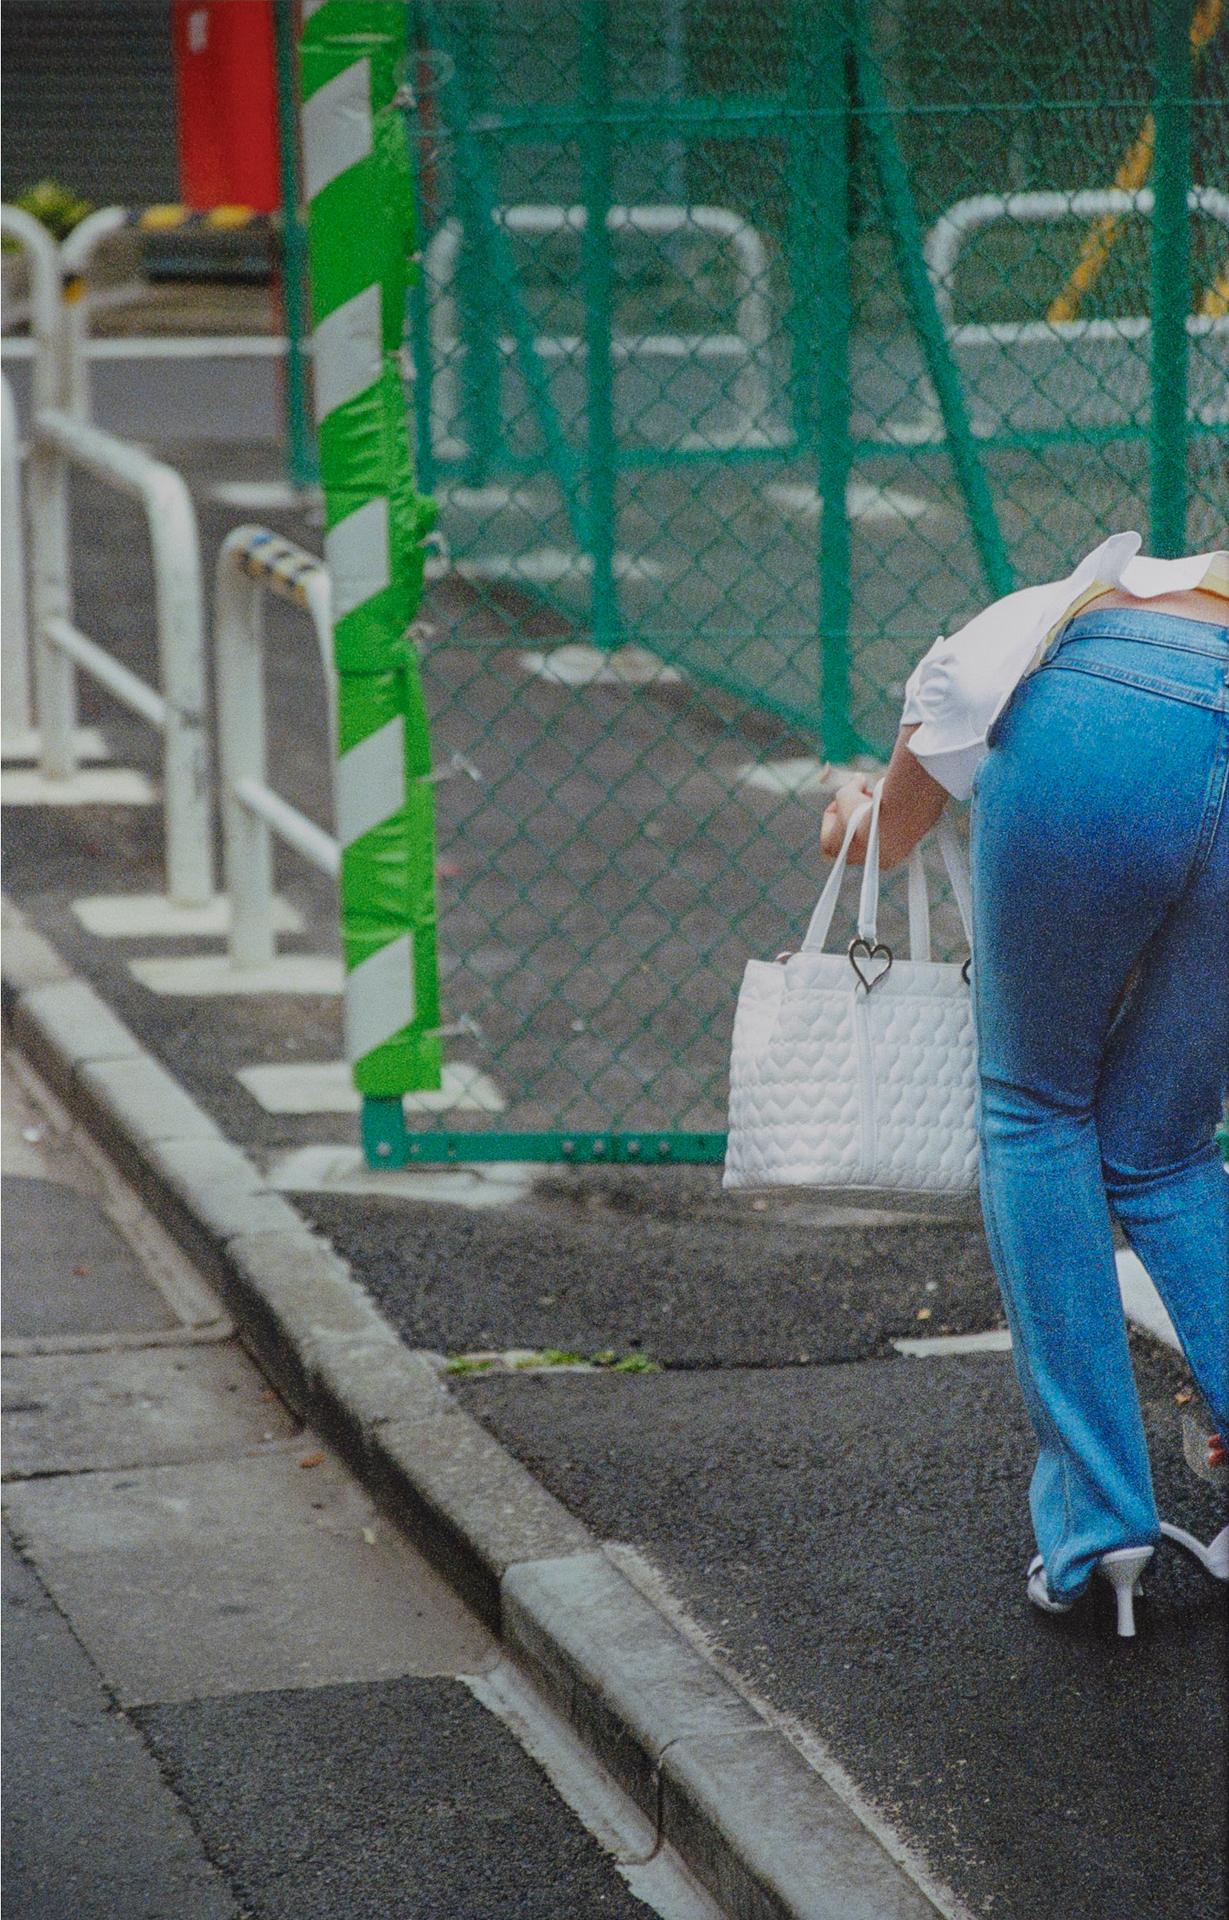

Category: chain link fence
[319, 0, 1229, 1158]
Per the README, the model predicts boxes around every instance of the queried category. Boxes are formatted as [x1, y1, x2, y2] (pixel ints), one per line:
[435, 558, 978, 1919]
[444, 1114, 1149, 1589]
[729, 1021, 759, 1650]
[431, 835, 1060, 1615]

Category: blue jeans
[969, 605, 1229, 1600]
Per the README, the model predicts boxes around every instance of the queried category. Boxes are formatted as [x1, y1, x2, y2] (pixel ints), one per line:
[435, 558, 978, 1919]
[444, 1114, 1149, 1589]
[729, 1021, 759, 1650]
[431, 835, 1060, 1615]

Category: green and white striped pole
[300, 0, 442, 1163]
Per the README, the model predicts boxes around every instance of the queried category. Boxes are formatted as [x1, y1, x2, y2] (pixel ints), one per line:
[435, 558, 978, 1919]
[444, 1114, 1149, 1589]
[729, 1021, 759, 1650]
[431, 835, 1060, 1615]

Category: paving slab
[3, 1447, 496, 1705]
[1, 1174, 177, 1339]
[2, 1342, 300, 1479]
[1, 1532, 237, 1920]
[460, 1346, 1228, 1920]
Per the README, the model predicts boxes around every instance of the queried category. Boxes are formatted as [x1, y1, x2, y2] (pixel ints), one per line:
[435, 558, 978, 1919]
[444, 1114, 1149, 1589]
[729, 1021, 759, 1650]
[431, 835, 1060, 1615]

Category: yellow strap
[1030, 563, 1229, 675]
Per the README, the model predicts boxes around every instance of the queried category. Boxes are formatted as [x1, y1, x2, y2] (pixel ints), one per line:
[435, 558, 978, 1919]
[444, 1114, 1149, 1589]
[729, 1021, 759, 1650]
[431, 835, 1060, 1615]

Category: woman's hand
[820, 728, 950, 870]
[820, 774, 875, 864]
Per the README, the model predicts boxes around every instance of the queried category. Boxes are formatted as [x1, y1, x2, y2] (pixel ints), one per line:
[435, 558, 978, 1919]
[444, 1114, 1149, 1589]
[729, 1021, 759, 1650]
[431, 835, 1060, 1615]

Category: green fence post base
[362, 1095, 412, 1169]
[357, 1126, 729, 1168]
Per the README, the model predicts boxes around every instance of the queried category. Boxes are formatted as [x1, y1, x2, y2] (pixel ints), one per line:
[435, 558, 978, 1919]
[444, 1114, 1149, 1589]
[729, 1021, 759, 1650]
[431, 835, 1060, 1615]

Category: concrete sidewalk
[1, 1042, 725, 1920]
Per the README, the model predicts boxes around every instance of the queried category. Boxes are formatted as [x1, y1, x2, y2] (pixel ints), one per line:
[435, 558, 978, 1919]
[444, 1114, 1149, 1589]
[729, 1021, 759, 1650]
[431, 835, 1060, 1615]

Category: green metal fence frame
[283, 0, 1212, 1170]
[410, 0, 1018, 724]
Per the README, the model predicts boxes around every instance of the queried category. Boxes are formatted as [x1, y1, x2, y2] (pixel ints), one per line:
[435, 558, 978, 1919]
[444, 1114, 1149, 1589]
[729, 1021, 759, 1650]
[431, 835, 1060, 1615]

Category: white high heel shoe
[1159, 1521, 1229, 1583]
[1027, 1545, 1154, 1638]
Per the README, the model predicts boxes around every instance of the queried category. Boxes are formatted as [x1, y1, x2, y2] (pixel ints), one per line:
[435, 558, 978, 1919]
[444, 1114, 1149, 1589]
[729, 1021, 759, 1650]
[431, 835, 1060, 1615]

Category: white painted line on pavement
[458, 549, 664, 586]
[765, 480, 937, 522]
[436, 484, 547, 512]
[521, 642, 682, 687]
[895, 1257, 1181, 1359]
[208, 480, 318, 510]
[893, 1330, 1013, 1357]
[734, 756, 885, 796]
[735, 756, 831, 795]
[128, 954, 342, 997]
[1, 768, 156, 806]
[266, 1144, 534, 1207]
[237, 1058, 506, 1116]
[73, 893, 304, 940]
[2, 335, 290, 362]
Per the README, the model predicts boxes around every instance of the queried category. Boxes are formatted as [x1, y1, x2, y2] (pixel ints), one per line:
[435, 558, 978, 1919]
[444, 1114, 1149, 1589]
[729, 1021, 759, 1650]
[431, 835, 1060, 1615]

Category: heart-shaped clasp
[848, 936, 893, 992]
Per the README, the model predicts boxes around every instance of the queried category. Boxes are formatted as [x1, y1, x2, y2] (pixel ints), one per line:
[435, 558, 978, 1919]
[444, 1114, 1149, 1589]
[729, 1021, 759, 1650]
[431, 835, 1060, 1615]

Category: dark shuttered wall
[2, 0, 178, 208]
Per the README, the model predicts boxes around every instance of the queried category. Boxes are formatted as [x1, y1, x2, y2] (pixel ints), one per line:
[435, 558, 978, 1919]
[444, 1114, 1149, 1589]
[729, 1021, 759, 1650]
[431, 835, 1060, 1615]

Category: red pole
[172, 1, 281, 211]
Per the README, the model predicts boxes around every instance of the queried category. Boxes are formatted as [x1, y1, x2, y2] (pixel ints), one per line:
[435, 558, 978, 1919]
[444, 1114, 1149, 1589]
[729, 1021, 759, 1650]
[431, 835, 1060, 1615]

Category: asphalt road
[460, 1347, 1228, 1920]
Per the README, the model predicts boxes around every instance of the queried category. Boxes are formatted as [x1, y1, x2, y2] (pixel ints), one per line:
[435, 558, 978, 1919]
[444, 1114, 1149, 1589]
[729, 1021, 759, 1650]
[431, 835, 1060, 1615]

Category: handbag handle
[800, 778, 973, 960]
[800, 790, 876, 953]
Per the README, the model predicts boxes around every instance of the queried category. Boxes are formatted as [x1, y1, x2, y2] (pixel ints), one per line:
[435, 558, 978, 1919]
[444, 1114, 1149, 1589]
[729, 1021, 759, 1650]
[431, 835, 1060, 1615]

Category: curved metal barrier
[215, 526, 337, 971]
[27, 409, 214, 907]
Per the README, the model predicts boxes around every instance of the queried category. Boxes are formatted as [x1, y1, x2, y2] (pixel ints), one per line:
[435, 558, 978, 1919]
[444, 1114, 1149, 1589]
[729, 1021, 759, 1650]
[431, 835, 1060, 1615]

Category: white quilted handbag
[724, 778, 979, 1199]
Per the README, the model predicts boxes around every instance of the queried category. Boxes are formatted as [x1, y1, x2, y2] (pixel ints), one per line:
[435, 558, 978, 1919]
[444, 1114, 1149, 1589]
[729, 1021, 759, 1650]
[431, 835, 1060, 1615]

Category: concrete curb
[1, 899, 947, 1920]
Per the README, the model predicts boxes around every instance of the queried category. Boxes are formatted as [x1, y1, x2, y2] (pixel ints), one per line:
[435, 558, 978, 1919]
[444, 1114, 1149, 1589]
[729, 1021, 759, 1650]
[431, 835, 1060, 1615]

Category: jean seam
[1061, 610, 1229, 653]
[1187, 712, 1229, 882]
[969, 803, 1076, 1540]
[1038, 658, 1229, 714]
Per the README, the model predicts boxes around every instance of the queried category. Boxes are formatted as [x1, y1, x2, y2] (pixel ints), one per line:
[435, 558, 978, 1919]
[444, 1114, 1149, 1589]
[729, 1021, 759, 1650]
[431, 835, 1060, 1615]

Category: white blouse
[900, 533, 1229, 800]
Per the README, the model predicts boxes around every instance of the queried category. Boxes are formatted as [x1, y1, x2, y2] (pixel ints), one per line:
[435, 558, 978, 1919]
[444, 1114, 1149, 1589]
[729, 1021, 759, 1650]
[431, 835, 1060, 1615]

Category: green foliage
[12, 180, 94, 241]
[446, 1347, 660, 1374]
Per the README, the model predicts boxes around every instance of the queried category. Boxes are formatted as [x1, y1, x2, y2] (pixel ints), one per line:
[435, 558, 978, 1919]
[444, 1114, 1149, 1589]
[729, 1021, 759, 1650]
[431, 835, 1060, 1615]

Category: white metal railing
[925, 187, 1229, 340]
[0, 204, 67, 412]
[3, 207, 64, 761]
[215, 527, 338, 970]
[1, 375, 32, 753]
[214, 526, 480, 985]
[58, 204, 132, 421]
[425, 204, 777, 460]
[2, 203, 295, 439]
[28, 410, 214, 906]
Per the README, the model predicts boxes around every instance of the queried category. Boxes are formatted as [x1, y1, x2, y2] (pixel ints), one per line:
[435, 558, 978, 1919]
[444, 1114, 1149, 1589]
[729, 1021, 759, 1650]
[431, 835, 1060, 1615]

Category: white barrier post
[30, 411, 214, 907]
[1, 205, 78, 775]
[215, 527, 337, 971]
[1, 376, 32, 753]
[60, 205, 130, 423]
[216, 539, 276, 968]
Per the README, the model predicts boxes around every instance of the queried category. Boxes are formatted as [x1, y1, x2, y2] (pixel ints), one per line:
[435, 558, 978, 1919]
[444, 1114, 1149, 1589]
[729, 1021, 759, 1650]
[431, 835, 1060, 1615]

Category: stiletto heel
[1096, 1546, 1153, 1638]
[1027, 1544, 1154, 1635]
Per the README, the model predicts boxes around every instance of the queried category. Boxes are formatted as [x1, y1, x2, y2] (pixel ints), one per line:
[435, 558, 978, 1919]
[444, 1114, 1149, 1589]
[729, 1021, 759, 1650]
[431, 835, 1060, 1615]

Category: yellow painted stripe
[1047, 0, 1224, 324]
[140, 204, 191, 231]
[205, 205, 259, 230]
[1198, 266, 1229, 318]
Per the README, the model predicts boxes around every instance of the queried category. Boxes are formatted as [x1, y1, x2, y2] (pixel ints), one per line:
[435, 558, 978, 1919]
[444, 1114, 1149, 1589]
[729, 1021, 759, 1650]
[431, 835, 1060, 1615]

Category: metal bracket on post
[361, 1094, 413, 1167]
